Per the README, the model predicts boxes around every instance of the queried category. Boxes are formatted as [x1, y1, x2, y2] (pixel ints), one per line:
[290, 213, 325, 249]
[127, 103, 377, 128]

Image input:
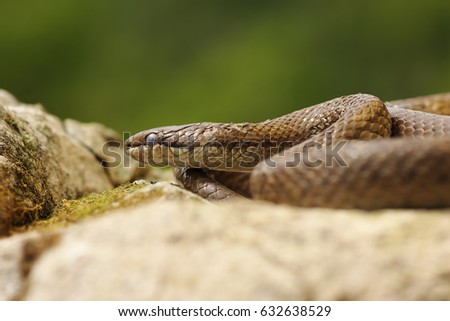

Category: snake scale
[125, 93, 450, 209]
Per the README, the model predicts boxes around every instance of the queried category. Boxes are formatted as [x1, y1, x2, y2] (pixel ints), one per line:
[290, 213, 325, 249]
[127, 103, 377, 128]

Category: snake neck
[228, 93, 392, 148]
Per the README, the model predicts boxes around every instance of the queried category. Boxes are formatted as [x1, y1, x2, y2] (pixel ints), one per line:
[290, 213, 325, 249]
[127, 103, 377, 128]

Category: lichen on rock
[0, 90, 151, 235]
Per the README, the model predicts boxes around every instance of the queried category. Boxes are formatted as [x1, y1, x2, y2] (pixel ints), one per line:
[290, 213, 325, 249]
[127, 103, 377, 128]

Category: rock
[64, 119, 149, 185]
[0, 90, 151, 235]
[0, 231, 58, 300]
[0, 89, 18, 105]
[1, 185, 445, 300]
[126, 181, 208, 203]
[0, 95, 111, 235]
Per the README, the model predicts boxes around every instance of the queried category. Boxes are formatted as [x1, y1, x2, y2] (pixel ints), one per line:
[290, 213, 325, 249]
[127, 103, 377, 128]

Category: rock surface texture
[0, 183, 448, 300]
[1, 89, 449, 300]
[0, 90, 146, 235]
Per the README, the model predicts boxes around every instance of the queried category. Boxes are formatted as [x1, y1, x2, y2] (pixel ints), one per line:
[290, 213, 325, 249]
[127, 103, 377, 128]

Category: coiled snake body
[125, 93, 450, 209]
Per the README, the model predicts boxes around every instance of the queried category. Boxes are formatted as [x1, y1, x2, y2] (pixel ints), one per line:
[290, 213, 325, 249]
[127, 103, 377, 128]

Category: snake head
[125, 123, 235, 168]
[125, 122, 266, 171]
[125, 123, 203, 166]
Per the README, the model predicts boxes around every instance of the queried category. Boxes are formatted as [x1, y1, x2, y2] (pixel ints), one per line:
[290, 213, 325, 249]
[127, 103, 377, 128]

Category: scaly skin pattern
[125, 93, 450, 209]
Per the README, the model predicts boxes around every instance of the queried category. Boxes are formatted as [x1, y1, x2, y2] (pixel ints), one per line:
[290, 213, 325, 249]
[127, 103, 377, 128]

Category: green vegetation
[17, 182, 149, 232]
[1, 0, 449, 133]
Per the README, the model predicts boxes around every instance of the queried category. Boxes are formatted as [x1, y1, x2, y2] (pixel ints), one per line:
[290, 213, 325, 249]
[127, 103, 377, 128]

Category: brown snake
[125, 93, 450, 209]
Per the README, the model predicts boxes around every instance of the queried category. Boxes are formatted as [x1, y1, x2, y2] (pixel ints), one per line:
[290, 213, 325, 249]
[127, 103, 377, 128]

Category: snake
[125, 93, 450, 209]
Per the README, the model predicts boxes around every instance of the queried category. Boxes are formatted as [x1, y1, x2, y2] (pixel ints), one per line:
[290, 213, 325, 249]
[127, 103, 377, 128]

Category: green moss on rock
[14, 180, 206, 233]
[24, 182, 150, 231]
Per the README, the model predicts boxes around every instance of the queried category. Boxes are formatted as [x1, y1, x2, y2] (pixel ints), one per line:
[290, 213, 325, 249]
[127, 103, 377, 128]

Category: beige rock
[0, 231, 58, 300]
[0, 89, 18, 106]
[0, 91, 112, 234]
[64, 119, 149, 185]
[14, 188, 450, 300]
[127, 181, 208, 203]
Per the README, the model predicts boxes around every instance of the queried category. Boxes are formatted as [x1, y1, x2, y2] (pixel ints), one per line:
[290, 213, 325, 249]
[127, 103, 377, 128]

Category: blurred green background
[1, 0, 449, 133]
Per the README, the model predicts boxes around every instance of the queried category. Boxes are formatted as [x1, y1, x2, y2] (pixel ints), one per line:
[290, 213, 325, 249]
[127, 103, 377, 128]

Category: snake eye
[146, 133, 160, 146]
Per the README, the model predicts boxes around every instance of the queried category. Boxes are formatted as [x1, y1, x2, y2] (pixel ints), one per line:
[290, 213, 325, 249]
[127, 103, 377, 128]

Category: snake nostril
[124, 136, 139, 150]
